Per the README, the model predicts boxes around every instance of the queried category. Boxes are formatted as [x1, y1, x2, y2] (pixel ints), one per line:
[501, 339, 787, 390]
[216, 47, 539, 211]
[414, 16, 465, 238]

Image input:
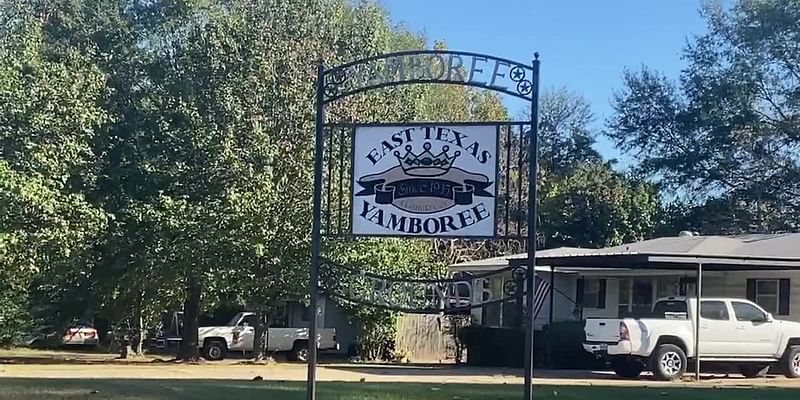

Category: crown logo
[394, 142, 460, 177]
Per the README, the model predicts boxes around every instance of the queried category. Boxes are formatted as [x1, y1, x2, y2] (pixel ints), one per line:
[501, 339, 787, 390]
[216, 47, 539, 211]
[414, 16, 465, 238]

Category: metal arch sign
[308, 49, 542, 400]
[320, 259, 528, 315]
[351, 124, 498, 237]
[322, 50, 535, 103]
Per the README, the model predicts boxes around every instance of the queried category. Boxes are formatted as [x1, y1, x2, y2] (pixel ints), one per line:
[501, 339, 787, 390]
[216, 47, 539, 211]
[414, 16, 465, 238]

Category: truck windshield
[650, 300, 688, 319]
[227, 313, 244, 326]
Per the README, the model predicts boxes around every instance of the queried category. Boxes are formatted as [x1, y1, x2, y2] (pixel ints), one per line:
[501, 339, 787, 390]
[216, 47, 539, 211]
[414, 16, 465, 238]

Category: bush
[458, 322, 606, 370]
[541, 321, 606, 370]
[0, 293, 28, 347]
[458, 326, 524, 367]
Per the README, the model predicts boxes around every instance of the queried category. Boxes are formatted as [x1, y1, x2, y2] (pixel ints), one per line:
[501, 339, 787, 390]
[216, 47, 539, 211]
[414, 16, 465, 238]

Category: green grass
[0, 379, 798, 400]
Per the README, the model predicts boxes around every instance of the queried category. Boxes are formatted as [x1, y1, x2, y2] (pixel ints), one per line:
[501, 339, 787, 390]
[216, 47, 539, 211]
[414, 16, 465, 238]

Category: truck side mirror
[766, 313, 774, 323]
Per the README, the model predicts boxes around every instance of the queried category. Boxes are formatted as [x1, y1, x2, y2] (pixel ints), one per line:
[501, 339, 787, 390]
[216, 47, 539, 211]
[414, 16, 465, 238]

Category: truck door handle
[736, 326, 746, 330]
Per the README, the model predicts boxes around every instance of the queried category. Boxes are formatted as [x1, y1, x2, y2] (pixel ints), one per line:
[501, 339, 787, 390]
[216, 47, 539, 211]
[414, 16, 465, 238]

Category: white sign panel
[351, 125, 498, 237]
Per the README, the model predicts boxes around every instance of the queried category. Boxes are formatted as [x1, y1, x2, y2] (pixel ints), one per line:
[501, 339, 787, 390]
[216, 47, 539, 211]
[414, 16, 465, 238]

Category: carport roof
[452, 233, 800, 272]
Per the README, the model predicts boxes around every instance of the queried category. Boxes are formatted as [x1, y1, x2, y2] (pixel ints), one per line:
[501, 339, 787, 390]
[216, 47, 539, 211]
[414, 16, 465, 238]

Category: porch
[449, 233, 800, 370]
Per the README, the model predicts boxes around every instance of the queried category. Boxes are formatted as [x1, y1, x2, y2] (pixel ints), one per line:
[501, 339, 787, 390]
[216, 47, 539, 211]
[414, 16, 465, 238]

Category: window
[657, 278, 679, 298]
[732, 302, 768, 322]
[578, 278, 606, 309]
[756, 280, 779, 314]
[700, 301, 730, 321]
[630, 278, 653, 317]
[747, 279, 791, 316]
[652, 300, 688, 319]
[480, 277, 503, 327]
[618, 278, 630, 317]
[617, 278, 655, 317]
[240, 314, 258, 327]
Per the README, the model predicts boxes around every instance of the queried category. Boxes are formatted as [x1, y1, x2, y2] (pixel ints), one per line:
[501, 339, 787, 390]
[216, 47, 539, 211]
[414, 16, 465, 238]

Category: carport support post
[547, 265, 555, 367]
[694, 262, 702, 382]
[523, 54, 541, 400]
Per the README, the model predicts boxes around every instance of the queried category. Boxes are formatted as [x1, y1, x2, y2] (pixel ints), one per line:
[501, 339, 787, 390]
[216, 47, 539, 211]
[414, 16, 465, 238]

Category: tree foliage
[608, 0, 800, 233]
[0, 6, 107, 344]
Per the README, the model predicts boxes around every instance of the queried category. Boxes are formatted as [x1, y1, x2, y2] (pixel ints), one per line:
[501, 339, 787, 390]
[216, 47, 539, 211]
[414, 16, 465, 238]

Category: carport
[508, 233, 800, 380]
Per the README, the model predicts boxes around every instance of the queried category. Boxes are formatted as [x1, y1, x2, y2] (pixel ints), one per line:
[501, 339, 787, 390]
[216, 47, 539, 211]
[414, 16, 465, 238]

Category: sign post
[307, 61, 326, 400]
[308, 50, 540, 400]
[523, 53, 541, 400]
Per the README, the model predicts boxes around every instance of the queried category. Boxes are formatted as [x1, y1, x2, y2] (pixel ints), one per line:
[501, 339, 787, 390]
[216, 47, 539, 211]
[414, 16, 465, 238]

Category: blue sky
[381, 0, 711, 164]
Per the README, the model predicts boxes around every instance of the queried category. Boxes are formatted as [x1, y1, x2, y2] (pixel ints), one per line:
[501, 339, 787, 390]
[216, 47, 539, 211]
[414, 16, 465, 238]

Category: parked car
[583, 297, 800, 380]
[60, 323, 100, 347]
[197, 312, 338, 362]
[18, 322, 100, 348]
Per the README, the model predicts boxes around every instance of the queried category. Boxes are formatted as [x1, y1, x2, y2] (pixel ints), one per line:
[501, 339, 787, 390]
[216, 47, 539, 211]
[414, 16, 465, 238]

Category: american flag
[532, 276, 551, 318]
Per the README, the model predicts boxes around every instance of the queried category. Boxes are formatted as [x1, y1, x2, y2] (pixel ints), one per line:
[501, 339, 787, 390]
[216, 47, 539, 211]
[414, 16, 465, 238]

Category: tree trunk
[178, 278, 201, 361]
[252, 309, 267, 362]
[133, 302, 144, 356]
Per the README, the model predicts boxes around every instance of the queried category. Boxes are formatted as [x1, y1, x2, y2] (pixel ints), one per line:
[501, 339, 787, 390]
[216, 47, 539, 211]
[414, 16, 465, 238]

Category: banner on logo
[351, 125, 498, 237]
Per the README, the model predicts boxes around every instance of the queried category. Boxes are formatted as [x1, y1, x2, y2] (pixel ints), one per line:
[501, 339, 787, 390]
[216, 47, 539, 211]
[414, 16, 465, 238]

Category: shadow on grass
[0, 378, 798, 400]
[0, 378, 521, 400]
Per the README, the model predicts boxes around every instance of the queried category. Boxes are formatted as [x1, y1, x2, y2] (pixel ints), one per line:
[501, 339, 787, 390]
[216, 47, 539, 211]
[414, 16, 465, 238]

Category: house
[450, 233, 800, 330]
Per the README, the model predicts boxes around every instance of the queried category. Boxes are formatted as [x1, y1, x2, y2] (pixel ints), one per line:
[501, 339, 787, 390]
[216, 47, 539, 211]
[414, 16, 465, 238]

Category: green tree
[0, 4, 107, 344]
[539, 163, 659, 248]
[608, 0, 800, 233]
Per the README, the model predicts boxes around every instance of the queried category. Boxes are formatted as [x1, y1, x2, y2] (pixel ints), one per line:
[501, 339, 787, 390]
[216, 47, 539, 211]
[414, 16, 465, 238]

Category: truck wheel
[782, 346, 800, 378]
[290, 341, 309, 363]
[650, 344, 687, 381]
[739, 364, 769, 378]
[202, 340, 226, 361]
[611, 357, 643, 378]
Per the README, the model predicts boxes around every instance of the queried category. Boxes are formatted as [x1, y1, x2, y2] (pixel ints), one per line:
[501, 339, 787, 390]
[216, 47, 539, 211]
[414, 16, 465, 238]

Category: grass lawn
[0, 379, 798, 400]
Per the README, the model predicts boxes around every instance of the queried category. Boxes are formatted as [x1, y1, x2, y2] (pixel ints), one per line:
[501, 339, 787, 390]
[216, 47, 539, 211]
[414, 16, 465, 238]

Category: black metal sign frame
[308, 50, 540, 400]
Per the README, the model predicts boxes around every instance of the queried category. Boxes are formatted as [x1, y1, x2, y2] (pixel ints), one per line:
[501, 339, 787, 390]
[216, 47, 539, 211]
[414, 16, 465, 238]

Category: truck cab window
[651, 300, 688, 319]
[240, 314, 258, 327]
[700, 301, 730, 320]
[732, 302, 767, 322]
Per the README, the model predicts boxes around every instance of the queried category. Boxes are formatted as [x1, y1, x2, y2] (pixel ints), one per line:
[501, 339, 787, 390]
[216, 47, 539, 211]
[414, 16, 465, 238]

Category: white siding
[471, 269, 800, 327]
[711, 271, 800, 322]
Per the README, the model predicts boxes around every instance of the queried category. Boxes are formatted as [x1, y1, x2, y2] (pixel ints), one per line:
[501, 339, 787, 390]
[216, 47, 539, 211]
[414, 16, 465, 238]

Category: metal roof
[451, 233, 800, 272]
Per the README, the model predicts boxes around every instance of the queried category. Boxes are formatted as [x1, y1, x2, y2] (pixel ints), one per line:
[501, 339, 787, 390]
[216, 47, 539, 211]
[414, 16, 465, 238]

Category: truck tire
[611, 357, 643, 378]
[782, 346, 800, 378]
[202, 340, 227, 361]
[290, 341, 309, 363]
[739, 364, 770, 378]
[650, 344, 687, 381]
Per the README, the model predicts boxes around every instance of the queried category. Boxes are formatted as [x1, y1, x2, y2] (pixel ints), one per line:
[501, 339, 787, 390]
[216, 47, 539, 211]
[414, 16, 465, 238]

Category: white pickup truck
[198, 312, 338, 362]
[583, 297, 800, 380]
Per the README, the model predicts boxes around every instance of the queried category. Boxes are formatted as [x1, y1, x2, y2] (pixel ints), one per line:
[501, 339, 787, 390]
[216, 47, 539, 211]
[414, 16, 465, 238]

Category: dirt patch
[3, 349, 800, 388]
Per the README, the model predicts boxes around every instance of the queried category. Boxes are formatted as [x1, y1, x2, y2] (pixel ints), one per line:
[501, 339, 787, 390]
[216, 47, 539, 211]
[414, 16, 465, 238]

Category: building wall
[713, 270, 800, 322]
[285, 297, 357, 355]
[323, 299, 359, 355]
[472, 270, 800, 328]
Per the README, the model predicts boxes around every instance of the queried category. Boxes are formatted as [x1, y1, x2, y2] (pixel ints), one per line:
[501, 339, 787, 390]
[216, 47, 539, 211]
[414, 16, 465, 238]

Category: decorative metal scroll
[321, 122, 532, 239]
[320, 258, 527, 314]
[323, 50, 535, 103]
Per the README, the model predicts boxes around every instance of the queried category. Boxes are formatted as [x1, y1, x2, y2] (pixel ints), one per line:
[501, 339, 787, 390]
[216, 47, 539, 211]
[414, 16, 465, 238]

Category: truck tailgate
[584, 319, 621, 343]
